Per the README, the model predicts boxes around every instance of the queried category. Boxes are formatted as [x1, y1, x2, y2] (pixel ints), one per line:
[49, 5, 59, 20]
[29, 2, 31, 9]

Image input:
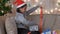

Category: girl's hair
[16, 4, 27, 13]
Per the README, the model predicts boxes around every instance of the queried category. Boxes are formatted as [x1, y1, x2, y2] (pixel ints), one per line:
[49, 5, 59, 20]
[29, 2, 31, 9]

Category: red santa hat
[13, 0, 26, 8]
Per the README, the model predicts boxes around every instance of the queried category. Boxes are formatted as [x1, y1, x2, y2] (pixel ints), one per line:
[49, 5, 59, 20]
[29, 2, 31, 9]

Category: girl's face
[19, 6, 27, 13]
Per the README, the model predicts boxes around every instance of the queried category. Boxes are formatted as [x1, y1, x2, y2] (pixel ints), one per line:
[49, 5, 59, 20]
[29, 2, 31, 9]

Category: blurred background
[0, 0, 60, 16]
[0, 0, 60, 34]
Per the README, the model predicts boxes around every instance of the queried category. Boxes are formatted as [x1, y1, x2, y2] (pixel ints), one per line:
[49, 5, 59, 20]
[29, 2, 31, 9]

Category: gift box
[41, 29, 51, 34]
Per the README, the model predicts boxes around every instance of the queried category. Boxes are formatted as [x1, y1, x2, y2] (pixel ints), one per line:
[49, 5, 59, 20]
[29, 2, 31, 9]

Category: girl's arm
[25, 5, 39, 16]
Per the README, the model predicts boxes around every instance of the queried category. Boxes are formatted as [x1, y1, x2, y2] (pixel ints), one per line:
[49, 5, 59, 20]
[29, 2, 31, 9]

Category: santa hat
[13, 0, 26, 8]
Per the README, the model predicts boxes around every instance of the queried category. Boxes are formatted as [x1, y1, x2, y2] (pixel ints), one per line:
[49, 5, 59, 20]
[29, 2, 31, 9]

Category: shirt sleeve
[24, 5, 39, 16]
[15, 15, 30, 25]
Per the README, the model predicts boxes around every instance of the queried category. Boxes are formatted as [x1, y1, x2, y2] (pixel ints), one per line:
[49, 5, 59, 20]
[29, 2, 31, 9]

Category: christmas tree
[0, 0, 11, 16]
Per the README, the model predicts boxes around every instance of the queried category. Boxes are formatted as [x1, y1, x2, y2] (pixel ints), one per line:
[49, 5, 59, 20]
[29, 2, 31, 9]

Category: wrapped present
[52, 30, 56, 34]
[41, 29, 51, 34]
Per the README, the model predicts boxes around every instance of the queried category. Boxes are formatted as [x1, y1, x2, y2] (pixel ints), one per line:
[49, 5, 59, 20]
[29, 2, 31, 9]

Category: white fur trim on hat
[17, 3, 26, 8]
